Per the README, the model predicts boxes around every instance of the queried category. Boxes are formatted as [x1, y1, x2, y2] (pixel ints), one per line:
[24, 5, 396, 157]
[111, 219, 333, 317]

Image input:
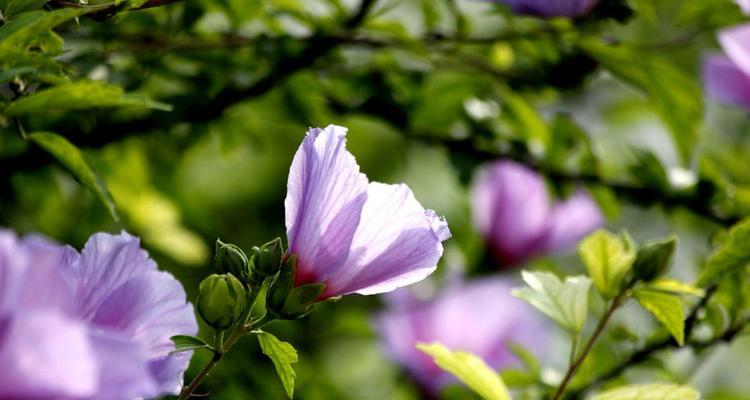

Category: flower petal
[90, 270, 198, 394]
[91, 271, 198, 357]
[542, 189, 604, 254]
[738, 0, 750, 15]
[719, 24, 750, 78]
[285, 125, 369, 285]
[85, 329, 160, 400]
[324, 182, 450, 297]
[0, 311, 98, 399]
[376, 277, 548, 392]
[703, 54, 750, 111]
[0, 230, 74, 314]
[471, 161, 551, 265]
[148, 351, 194, 395]
[500, 0, 599, 17]
[64, 232, 157, 320]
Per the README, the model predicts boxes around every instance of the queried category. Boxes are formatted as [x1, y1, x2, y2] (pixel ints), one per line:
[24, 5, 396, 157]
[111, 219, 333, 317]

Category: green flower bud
[214, 239, 249, 282]
[266, 255, 325, 320]
[197, 274, 246, 330]
[250, 237, 283, 279]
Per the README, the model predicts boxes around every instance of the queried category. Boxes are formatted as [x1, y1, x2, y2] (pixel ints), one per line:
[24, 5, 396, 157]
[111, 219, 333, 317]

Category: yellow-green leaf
[27, 132, 119, 222]
[417, 342, 511, 400]
[257, 331, 298, 399]
[579, 230, 637, 299]
[512, 271, 591, 333]
[634, 289, 686, 345]
[646, 278, 704, 297]
[594, 383, 700, 400]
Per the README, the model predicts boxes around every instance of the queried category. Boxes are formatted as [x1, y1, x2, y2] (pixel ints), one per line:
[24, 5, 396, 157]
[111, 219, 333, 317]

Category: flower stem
[177, 351, 221, 400]
[177, 285, 264, 399]
[552, 292, 626, 400]
[177, 313, 273, 399]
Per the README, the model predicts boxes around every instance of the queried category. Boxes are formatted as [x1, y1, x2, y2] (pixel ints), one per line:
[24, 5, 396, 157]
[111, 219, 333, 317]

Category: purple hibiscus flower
[703, 24, 750, 111]
[471, 160, 603, 267]
[376, 277, 548, 394]
[489, 0, 600, 18]
[285, 125, 451, 300]
[0, 230, 197, 399]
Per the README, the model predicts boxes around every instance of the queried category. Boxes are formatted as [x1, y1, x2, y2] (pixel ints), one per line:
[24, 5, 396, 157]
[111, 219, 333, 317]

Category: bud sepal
[266, 254, 326, 320]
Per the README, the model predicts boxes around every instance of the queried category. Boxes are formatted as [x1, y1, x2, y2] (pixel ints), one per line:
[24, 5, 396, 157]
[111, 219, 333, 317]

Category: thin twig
[564, 287, 718, 398]
[552, 292, 627, 400]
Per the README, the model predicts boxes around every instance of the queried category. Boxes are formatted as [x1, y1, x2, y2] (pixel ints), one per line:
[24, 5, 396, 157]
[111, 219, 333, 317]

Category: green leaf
[2, 0, 48, 19]
[628, 149, 669, 190]
[580, 40, 702, 162]
[5, 81, 172, 115]
[593, 383, 700, 400]
[579, 230, 637, 299]
[0, 9, 85, 55]
[697, 219, 750, 287]
[417, 342, 511, 400]
[507, 343, 540, 376]
[257, 331, 298, 399]
[27, 132, 119, 222]
[512, 271, 591, 333]
[634, 289, 686, 345]
[627, 0, 657, 23]
[632, 236, 677, 282]
[495, 83, 550, 152]
[0, 66, 36, 85]
[170, 335, 212, 354]
[645, 278, 704, 297]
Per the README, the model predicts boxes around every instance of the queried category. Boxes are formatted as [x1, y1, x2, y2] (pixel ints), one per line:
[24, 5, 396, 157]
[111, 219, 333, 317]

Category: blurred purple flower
[738, 0, 750, 14]
[285, 125, 451, 299]
[703, 24, 750, 111]
[376, 277, 548, 394]
[0, 230, 197, 399]
[471, 160, 603, 267]
[489, 0, 599, 18]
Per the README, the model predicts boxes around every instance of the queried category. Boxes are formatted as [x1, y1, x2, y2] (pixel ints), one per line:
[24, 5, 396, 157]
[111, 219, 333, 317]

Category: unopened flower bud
[250, 237, 283, 279]
[214, 239, 249, 282]
[197, 274, 246, 330]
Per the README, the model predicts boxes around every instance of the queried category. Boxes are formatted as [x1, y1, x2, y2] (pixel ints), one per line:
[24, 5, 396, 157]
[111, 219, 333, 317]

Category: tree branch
[49, 0, 183, 20]
[562, 287, 744, 399]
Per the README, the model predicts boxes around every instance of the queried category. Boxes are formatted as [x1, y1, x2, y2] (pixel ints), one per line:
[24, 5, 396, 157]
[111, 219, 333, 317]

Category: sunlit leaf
[594, 383, 699, 400]
[579, 230, 637, 299]
[646, 278, 704, 297]
[634, 289, 686, 345]
[417, 342, 511, 400]
[512, 271, 591, 333]
[257, 331, 298, 399]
